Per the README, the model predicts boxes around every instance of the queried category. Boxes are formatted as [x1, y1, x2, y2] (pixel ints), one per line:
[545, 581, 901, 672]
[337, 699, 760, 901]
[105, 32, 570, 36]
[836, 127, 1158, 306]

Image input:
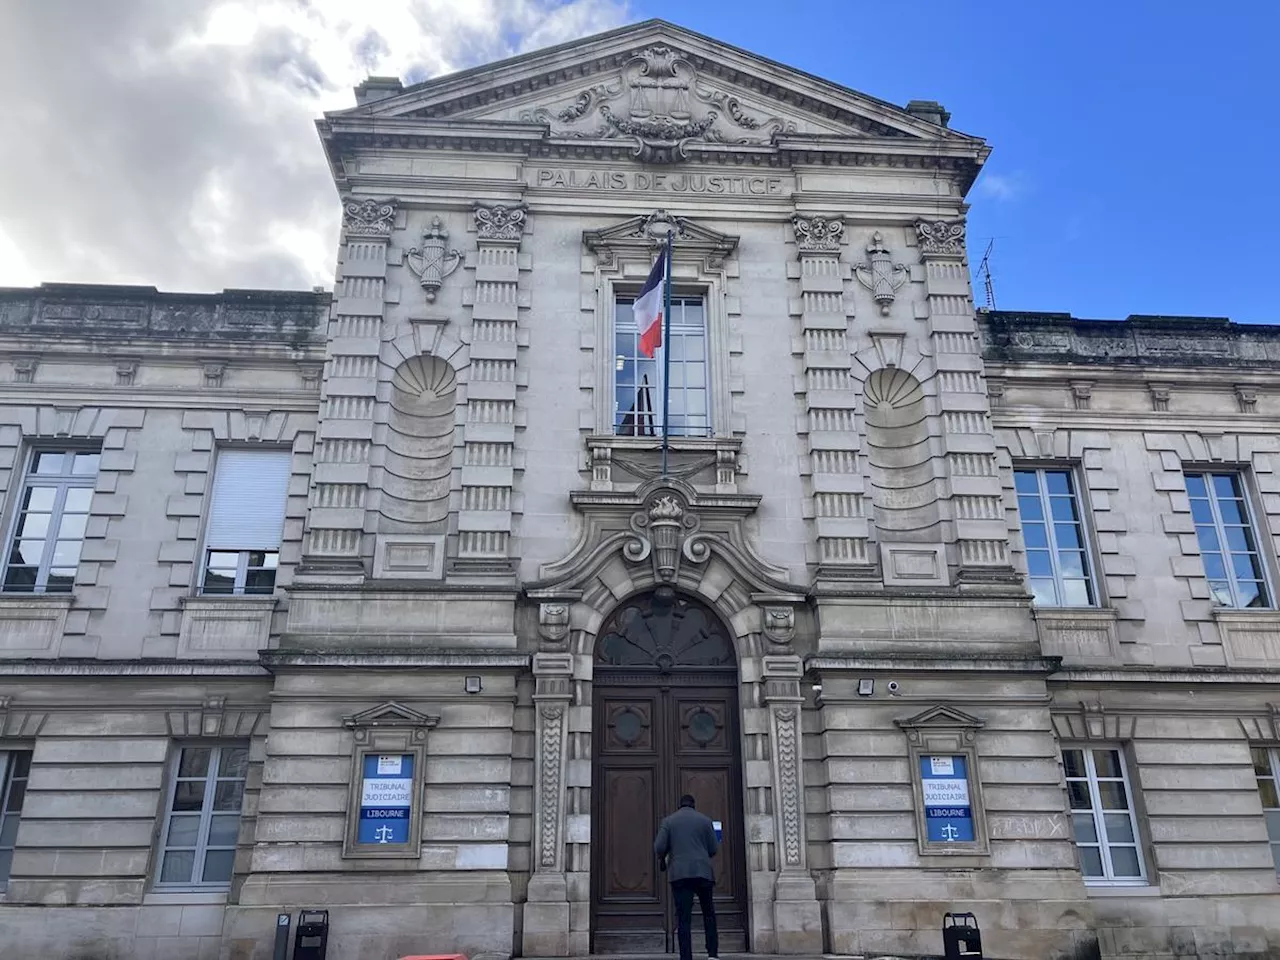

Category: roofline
[330, 17, 983, 144]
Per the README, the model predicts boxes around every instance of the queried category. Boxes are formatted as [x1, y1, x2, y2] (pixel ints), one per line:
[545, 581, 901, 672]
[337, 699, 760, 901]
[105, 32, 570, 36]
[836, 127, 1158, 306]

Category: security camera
[886, 681, 900, 694]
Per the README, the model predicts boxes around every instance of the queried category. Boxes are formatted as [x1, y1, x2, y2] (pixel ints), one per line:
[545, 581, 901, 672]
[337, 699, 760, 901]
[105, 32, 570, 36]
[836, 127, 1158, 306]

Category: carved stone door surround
[521, 477, 822, 955]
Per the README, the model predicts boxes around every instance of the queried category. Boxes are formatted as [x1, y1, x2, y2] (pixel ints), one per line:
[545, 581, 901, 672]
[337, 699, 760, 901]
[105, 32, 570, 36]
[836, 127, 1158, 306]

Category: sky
[0, 0, 1276, 323]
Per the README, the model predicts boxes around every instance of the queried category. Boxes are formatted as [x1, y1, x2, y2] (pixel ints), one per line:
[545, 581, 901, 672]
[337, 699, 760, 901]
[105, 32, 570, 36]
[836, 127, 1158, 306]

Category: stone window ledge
[585, 434, 742, 493]
[0, 594, 74, 658]
[1031, 606, 1120, 665]
[142, 890, 229, 906]
[1084, 883, 1161, 898]
[0, 593, 75, 608]
[178, 595, 277, 660]
[1211, 607, 1280, 667]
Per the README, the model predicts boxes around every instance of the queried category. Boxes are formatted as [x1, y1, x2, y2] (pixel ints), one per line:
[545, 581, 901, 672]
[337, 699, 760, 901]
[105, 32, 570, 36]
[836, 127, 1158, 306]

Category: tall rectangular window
[156, 744, 248, 887]
[613, 295, 709, 438]
[1253, 746, 1280, 872]
[2, 450, 99, 593]
[1185, 472, 1271, 608]
[1014, 468, 1097, 607]
[200, 449, 291, 595]
[1063, 747, 1146, 882]
[0, 749, 32, 888]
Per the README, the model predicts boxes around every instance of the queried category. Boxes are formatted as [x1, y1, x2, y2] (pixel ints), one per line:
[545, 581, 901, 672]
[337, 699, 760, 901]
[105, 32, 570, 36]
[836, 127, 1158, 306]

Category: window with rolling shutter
[200, 449, 291, 595]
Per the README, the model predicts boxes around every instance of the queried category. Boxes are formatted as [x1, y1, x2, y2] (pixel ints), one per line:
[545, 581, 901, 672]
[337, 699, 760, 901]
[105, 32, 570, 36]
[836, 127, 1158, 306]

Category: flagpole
[659, 231, 674, 478]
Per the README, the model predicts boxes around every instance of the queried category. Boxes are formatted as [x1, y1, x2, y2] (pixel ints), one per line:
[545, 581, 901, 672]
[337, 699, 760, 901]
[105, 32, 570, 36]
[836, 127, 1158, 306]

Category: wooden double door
[591, 678, 748, 954]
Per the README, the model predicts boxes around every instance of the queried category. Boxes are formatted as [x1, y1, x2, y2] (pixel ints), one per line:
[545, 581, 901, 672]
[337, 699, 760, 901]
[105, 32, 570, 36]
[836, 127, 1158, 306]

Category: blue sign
[358, 753, 414, 845]
[920, 755, 974, 843]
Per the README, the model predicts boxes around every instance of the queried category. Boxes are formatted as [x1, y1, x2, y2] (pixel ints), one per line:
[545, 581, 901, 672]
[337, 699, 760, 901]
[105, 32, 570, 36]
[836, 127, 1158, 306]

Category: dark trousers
[672, 877, 719, 960]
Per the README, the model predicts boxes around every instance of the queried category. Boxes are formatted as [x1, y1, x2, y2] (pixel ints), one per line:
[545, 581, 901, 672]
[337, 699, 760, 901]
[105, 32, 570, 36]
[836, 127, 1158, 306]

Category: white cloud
[973, 170, 1029, 202]
[0, 0, 629, 293]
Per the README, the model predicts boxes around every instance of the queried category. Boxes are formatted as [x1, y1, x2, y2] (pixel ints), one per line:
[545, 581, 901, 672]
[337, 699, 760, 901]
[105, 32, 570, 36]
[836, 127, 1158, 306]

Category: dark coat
[653, 805, 719, 883]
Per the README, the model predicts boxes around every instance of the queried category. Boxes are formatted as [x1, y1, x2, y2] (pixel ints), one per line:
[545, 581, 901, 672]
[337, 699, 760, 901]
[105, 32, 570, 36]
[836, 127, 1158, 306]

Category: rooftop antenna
[977, 239, 996, 310]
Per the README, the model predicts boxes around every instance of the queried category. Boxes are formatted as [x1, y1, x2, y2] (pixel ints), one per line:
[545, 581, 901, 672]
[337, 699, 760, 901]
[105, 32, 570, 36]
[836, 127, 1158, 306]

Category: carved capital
[1147, 382, 1172, 412]
[791, 214, 844, 254]
[297, 362, 323, 389]
[202, 362, 225, 388]
[914, 218, 966, 257]
[342, 197, 397, 238]
[474, 203, 527, 243]
[1236, 384, 1259, 414]
[12, 356, 38, 384]
[114, 359, 139, 386]
[1070, 380, 1093, 411]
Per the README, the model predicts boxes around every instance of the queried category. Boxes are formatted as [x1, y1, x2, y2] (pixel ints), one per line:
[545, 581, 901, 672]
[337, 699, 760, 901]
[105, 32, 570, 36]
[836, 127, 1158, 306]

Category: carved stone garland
[773, 706, 803, 867]
[538, 704, 566, 868]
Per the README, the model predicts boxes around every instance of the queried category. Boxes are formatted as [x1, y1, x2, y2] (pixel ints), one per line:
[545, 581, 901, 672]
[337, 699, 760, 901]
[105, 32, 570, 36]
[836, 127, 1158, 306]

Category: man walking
[654, 794, 720, 960]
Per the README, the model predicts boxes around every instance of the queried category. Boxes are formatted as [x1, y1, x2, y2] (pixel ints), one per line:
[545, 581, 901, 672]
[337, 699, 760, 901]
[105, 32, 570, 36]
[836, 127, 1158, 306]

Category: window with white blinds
[200, 449, 291, 596]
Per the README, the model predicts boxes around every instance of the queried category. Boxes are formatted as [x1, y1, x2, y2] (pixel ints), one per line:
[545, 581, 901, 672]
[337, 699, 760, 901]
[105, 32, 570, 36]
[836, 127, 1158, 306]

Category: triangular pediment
[324, 20, 985, 166]
[584, 210, 738, 269]
[343, 701, 440, 730]
[895, 704, 986, 731]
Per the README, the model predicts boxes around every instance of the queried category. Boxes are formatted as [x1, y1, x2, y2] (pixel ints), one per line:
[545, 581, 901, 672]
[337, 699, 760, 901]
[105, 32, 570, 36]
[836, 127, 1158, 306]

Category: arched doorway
[590, 586, 749, 954]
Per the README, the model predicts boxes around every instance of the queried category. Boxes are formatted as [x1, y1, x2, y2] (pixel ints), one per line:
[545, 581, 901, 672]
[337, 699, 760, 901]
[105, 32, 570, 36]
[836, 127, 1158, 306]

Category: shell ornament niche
[862, 367, 941, 539]
[379, 354, 457, 531]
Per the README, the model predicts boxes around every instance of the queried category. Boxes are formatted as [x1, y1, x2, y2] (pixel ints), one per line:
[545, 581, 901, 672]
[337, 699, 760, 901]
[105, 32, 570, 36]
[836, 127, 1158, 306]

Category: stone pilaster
[454, 203, 526, 575]
[299, 197, 396, 581]
[762, 655, 823, 954]
[523, 649, 574, 956]
[912, 219, 1013, 584]
[789, 215, 872, 580]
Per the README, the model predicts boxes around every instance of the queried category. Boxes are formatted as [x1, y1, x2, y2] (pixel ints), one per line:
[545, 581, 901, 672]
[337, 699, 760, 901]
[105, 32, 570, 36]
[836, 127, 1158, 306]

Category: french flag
[634, 247, 668, 359]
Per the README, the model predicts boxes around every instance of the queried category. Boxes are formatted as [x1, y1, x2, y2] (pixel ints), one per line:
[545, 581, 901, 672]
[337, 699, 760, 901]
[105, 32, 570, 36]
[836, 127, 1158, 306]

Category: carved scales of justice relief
[518, 45, 797, 163]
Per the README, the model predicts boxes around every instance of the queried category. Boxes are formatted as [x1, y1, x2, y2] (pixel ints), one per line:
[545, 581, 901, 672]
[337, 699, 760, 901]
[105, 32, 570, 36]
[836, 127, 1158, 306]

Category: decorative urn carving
[625, 490, 709, 583]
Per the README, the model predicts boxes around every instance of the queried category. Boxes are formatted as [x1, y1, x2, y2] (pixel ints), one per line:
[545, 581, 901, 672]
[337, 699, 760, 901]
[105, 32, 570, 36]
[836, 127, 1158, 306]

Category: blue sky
[2, 0, 1276, 319]
[629, 1, 1279, 324]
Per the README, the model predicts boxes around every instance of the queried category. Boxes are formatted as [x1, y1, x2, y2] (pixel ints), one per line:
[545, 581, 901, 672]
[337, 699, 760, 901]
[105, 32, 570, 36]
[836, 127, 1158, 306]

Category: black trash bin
[943, 912, 983, 960]
[294, 909, 330, 960]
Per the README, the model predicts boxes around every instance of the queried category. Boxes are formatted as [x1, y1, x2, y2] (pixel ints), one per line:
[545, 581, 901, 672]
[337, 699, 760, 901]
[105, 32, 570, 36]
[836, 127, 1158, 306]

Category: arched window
[596, 588, 733, 671]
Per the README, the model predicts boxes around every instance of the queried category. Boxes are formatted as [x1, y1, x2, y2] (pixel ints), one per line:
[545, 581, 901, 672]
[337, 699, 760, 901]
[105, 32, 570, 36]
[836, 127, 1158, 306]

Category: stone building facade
[0, 18, 1278, 960]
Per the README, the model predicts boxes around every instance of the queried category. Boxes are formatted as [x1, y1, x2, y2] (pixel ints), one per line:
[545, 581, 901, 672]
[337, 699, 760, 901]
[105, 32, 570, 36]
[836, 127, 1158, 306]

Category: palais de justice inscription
[533, 168, 787, 196]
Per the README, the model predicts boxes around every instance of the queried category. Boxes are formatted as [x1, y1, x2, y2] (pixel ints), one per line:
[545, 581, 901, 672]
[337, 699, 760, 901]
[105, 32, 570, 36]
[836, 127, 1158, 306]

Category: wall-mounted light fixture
[857, 678, 874, 697]
[465, 676, 483, 695]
